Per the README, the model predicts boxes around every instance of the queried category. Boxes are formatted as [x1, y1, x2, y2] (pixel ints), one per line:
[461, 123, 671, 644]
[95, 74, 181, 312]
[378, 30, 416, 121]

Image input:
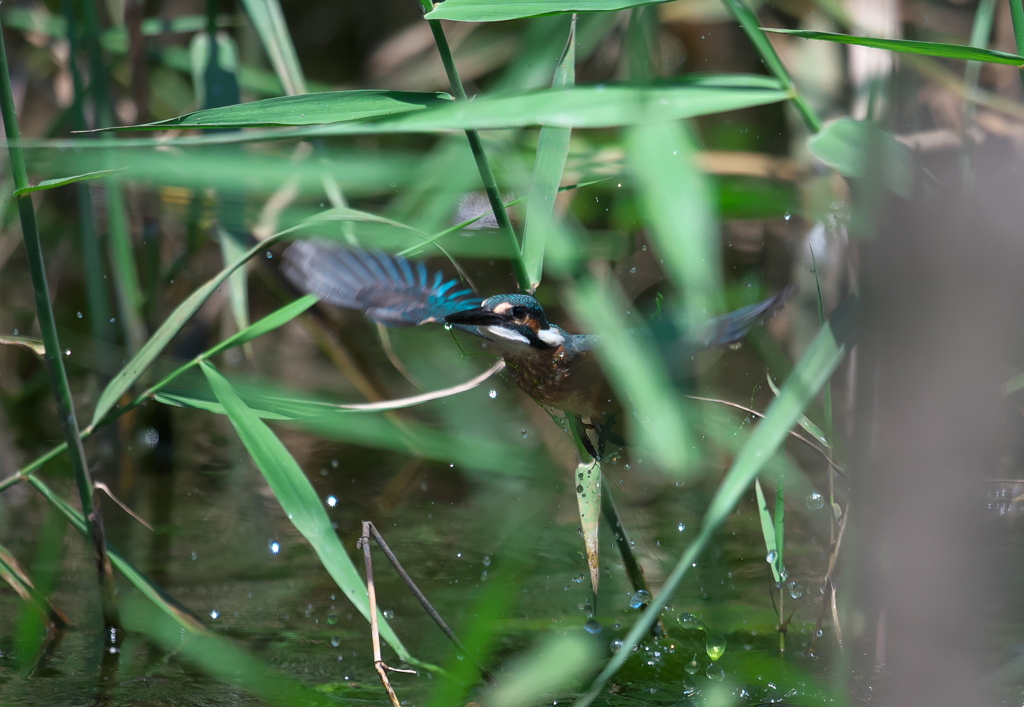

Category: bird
[282, 240, 794, 438]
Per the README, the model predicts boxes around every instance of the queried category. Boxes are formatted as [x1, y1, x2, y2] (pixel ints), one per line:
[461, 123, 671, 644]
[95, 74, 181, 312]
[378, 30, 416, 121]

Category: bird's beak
[444, 307, 505, 326]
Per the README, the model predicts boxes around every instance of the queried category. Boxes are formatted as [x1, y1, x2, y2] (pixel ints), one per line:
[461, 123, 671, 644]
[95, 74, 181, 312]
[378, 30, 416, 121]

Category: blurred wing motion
[697, 284, 797, 348]
[282, 240, 476, 327]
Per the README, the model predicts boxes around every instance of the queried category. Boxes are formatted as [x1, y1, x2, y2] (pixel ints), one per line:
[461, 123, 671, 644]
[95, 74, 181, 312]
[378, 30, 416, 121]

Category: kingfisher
[283, 240, 794, 428]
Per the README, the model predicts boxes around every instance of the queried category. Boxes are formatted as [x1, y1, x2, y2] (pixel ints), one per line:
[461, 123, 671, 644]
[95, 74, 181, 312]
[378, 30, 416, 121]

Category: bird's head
[444, 294, 565, 350]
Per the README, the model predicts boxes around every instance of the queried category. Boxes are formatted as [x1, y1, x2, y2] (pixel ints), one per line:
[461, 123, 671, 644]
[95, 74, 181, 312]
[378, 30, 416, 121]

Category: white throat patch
[485, 325, 531, 345]
[537, 327, 565, 347]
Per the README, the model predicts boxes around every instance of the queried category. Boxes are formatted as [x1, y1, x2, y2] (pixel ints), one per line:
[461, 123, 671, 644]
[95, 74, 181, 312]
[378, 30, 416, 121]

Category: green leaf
[426, 0, 671, 22]
[106, 90, 452, 130]
[199, 361, 412, 663]
[753, 479, 781, 584]
[240, 0, 307, 95]
[12, 168, 126, 196]
[101, 76, 787, 138]
[764, 28, 1024, 66]
[522, 15, 575, 291]
[808, 118, 913, 196]
[482, 633, 602, 707]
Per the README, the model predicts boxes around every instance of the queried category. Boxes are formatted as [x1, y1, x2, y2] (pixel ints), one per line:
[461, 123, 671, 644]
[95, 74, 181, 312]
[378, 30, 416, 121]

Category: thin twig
[93, 482, 154, 531]
[808, 502, 849, 656]
[365, 522, 495, 684]
[360, 522, 405, 707]
[685, 394, 848, 481]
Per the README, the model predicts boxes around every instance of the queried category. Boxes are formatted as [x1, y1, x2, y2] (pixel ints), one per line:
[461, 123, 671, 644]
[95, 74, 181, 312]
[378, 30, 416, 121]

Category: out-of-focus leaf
[122, 595, 339, 707]
[483, 633, 602, 707]
[522, 16, 575, 291]
[426, 0, 671, 22]
[566, 279, 694, 470]
[764, 28, 1024, 65]
[240, 0, 307, 95]
[626, 119, 722, 329]
[12, 169, 126, 195]
[0, 541, 68, 627]
[808, 118, 912, 196]
[200, 361, 412, 662]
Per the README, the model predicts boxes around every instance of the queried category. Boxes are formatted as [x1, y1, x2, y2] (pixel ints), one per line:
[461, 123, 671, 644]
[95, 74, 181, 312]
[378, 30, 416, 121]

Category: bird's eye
[511, 305, 527, 319]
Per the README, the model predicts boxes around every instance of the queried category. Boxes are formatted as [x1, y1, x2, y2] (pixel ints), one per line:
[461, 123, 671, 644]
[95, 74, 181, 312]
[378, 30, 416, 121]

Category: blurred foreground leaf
[483, 632, 602, 707]
[12, 168, 126, 196]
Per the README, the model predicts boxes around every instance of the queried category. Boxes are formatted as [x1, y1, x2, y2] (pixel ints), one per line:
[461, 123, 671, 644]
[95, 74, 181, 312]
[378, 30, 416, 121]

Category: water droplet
[521, 429, 528, 438]
[629, 590, 651, 609]
[806, 492, 825, 510]
[784, 212, 792, 221]
[482, 555, 491, 566]
[331, 636, 341, 647]
[788, 581, 804, 599]
[488, 389, 497, 399]
[677, 523, 686, 532]
[706, 662, 725, 680]
[610, 638, 625, 653]
[268, 540, 280, 554]
[629, 267, 636, 274]
[76, 311, 83, 318]
[766, 549, 777, 564]
[382, 610, 395, 620]
[584, 619, 602, 634]
[706, 635, 726, 661]
[326, 495, 337, 507]
[265, 251, 273, 259]
[327, 614, 338, 625]
[684, 655, 700, 674]
[576, 484, 584, 493]
[210, 609, 219, 619]
[109, 317, 116, 323]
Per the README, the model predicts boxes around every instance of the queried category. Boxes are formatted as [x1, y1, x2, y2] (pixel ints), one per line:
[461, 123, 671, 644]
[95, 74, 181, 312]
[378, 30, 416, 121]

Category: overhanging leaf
[12, 168, 126, 196]
[426, 0, 672, 22]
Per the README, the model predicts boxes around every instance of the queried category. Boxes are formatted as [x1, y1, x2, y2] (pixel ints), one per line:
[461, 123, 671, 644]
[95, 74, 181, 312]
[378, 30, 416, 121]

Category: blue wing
[282, 241, 477, 327]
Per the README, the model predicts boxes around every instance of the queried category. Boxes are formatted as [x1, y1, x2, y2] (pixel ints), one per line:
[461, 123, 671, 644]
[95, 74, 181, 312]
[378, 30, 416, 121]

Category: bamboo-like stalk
[0, 17, 119, 627]
[1011, 0, 1024, 95]
[415, 0, 530, 291]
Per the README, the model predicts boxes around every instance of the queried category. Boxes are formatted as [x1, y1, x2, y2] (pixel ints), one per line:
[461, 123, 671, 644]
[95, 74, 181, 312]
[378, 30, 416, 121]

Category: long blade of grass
[101, 77, 787, 137]
[425, 0, 671, 22]
[574, 296, 854, 707]
[12, 168, 126, 195]
[522, 15, 576, 291]
[0, 13, 116, 623]
[764, 28, 1024, 65]
[199, 361, 412, 662]
[482, 633, 603, 707]
[576, 460, 602, 598]
[0, 541, 68, 628]
[96, 90, 451, 130]
[722, 0, 822, 132]
[240, 0, 306, 95]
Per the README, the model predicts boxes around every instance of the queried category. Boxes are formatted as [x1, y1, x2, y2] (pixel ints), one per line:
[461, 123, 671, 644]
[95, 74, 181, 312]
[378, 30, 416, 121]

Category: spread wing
[282, 240, 477, 327]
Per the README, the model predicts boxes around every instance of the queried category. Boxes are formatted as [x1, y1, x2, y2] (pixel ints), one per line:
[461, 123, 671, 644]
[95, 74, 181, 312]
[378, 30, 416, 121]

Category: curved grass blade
[481, 633, 602, 707]
[199, 361, 413, 663]
[98, 90, 452, 130]
[764, 28, 1024, 66]
[575, 460, 602, 598]
[522, 15, 575, 291]
[754, 478, 781, 584]
[123, 595, 339, 707]
[574, 297, 854, 707]
[425, 0, 671, 22]
[12, 168, 126, 196]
